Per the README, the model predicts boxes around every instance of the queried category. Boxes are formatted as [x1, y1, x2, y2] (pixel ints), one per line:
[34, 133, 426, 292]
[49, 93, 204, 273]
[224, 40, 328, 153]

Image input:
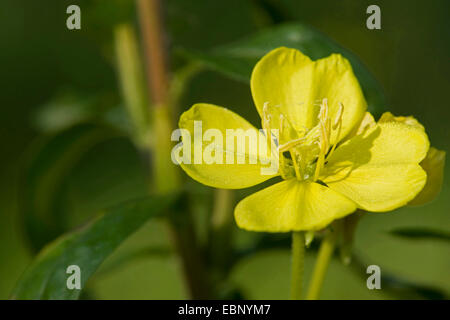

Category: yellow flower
[175, 47, 433, 232]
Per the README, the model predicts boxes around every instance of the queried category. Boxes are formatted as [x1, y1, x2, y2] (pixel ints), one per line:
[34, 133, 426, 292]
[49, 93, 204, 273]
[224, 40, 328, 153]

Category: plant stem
[137, 0, 169, 107]
[210, 189, 234, 271]
[290, 231, 305, 300]
[306, 226, 339, 300]
[169, 196, 213, 299]
[136, 0, 212, 298]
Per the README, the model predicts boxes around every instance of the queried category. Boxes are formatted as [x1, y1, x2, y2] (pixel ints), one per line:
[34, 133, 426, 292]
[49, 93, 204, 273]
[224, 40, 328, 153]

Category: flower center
[262, 99, 344, 182]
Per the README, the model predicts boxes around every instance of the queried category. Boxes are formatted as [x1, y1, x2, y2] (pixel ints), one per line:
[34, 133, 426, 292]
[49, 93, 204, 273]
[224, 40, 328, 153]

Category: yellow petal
[235, 179, 357, 232]
[347, 111, 376, 138]
[176, 103, 278, 189]
[378, 111, 425, 131]
[251, 47, 367, 143]
[322, 122, 430, 211]
[409, 147, 446, 206]
[377, 112, 445, 205]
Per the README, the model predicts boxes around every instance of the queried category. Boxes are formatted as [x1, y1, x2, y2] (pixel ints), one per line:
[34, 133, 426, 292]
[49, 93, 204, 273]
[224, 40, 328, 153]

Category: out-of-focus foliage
[183, 23, 387, 117]
[389, 227, 450, 242]
[12, 194, 177, 300]
[19, 124, 120, 252]
[31, 90, 133, 136]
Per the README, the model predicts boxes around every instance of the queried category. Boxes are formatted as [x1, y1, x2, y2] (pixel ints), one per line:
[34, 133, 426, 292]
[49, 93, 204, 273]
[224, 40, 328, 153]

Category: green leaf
[94, 246, 172, 278]
[32, 89, 134, 136]
[11, 194, 176, 300]
[32, 91, 99, 133]
[20, 124, 120, 252]
[182, 22, 387, 117]
[389, 227, 450, 242]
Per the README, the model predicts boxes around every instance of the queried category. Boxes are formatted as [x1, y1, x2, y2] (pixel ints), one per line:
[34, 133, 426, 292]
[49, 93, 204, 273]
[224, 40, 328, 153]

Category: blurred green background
[0, 0, 448, 299]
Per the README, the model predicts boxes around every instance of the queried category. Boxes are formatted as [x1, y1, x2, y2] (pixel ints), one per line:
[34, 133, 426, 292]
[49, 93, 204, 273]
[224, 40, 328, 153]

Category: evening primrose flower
[175, 47, 431, 232]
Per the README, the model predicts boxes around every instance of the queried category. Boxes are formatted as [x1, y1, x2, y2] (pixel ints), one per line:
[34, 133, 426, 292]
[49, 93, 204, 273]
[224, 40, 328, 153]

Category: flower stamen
[279, 114, 287, 179]
[290, 149, 302, 180]
[278, 137, 306, 153]
[327, 103, 344, 161]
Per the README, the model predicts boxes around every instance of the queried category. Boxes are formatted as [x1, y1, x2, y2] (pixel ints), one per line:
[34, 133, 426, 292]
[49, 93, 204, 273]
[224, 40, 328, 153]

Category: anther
[263, 101, 269, 114]
[278, 137, 306, 153]
[333, 103, 344, 130]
